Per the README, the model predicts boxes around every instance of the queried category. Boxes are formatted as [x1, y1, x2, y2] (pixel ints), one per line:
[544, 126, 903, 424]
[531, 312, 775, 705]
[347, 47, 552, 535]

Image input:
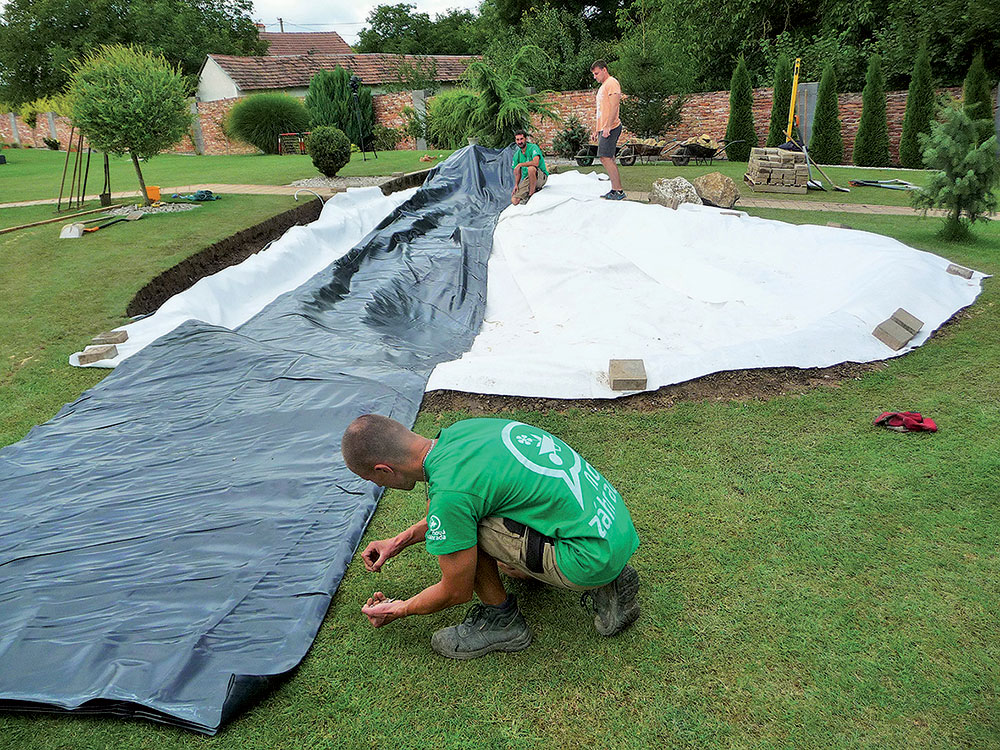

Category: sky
[251, 0, 482, 45]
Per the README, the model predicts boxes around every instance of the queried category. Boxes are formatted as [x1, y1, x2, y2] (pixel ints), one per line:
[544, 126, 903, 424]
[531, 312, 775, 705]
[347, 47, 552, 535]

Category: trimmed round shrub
[226, 93, 310, 155]
[306, 125, 351, 177]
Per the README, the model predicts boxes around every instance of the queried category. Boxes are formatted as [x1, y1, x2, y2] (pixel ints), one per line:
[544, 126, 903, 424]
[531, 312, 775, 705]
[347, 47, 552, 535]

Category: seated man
[510, 130, 549, 205]
[342, 414, 641, 660]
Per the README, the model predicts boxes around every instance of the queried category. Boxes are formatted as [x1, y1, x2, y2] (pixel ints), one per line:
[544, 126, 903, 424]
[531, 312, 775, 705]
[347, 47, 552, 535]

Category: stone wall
[193, 98, 257, 155]
[373, 91, 415, 149]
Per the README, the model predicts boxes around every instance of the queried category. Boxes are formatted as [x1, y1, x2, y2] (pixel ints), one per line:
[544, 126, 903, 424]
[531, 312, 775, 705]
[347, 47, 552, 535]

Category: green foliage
[0, 0, 265, 107]
[303, 68, 375, 148]
[67, 45, 190, 202]
[853, 56, 891, 167]
[552, 116, 590, 158]
[425, 89, 479, 149]
[371, 124, 402, 151]
[913, 104, 999, 238]
[963, 51, 994, 144]
[226, 93, 310, 155]
[724, 56, 756, 162]
[463, 49, 556, 148]
[18, 95, 71, 128]
[809, 63, 843, 164]
[383, 56, 442, 95]
[305, 126, 352, 177]
[766, 55, 792, 147]
[356, 3, 481, 55]
[898, 41, 936, 168]
[42, 137, 60, 150]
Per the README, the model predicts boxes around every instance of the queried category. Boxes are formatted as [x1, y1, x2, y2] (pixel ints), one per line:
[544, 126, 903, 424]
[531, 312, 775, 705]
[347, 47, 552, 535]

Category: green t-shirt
[511, 142, 548, 175]
[423, 418, 639, 587]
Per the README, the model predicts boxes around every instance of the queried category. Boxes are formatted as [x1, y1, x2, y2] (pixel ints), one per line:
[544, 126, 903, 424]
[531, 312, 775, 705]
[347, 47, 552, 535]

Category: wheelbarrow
[574, 142, 636, 167]
[669, 137, 745, 166]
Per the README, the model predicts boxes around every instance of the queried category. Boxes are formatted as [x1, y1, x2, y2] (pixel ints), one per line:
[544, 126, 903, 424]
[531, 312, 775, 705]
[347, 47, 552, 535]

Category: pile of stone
[744, 147, 809, 194]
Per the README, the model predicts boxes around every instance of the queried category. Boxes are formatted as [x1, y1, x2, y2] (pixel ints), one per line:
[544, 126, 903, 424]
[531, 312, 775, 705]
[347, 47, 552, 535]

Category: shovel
[82, 211, 144, 233]
[59, 223, 86, 239]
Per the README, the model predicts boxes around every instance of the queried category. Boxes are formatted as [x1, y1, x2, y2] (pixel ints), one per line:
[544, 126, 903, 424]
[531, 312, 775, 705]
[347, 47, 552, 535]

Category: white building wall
[197, 58, 240, 102]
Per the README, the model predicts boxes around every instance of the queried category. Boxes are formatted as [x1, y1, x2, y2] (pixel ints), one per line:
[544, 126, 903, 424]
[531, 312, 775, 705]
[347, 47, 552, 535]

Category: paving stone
[946, 263, 973, 279]
[91, 330, 128, 345]
[873, 319, 914, 350]
[891, 308, 923, 335]
[78, 344, 118, 365]
[609, 359, 647, 390]
[826, 222, 853, 229]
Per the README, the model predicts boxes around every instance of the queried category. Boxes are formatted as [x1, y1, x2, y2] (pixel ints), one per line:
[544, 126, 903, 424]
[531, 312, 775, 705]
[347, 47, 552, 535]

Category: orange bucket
[145, 185, 160, 201]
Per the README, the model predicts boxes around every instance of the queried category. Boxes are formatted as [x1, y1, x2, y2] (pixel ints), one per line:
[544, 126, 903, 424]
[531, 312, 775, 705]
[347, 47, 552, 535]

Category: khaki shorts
[512, 167, 547, 201]
[477, 516, 589, 591]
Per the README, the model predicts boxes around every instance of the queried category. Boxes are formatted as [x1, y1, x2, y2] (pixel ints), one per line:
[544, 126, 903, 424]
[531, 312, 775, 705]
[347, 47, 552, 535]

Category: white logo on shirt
[426, 514, 446, 541]
[501, 421, 585, 509]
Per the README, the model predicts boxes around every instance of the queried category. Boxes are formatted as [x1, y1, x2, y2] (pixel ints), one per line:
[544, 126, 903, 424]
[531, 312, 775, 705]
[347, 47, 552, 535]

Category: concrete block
[826, 222, 853, 229]
[873, 319, 914, 350]
[609, 359, 647, 391]
[92, 330, 128, 345]
[78, 344, 118, 364]
[946, 263, 973, 279]
[891, 308, 923, 335]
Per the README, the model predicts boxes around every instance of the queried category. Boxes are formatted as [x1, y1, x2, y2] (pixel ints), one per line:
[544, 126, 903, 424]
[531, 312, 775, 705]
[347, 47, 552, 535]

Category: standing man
[591, 60, 625, 200]
[510, 129, 548, 205]
[342, 414, 641, 660]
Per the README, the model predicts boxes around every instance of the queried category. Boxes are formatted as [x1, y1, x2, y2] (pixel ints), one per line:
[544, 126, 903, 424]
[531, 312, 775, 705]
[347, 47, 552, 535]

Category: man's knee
[526, 165, 537, 176]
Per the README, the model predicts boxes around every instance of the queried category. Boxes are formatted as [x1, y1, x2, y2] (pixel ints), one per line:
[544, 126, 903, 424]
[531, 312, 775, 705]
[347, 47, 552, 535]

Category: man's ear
[372, 463, 395, 479]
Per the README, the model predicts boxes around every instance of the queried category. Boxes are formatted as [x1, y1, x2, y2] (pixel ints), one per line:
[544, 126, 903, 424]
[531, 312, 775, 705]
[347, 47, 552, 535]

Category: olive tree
[68, 45, 190, 206]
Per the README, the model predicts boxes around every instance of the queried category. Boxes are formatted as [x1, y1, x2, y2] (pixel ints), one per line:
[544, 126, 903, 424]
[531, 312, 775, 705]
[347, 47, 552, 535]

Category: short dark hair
[341, 414, 411, 474]
[514, 129, 528, 138]
[591, 60, 608, 71]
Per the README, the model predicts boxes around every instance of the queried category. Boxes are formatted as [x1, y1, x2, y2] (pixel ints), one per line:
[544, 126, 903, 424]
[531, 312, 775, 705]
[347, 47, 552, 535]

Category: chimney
[255, 23, 266, 32]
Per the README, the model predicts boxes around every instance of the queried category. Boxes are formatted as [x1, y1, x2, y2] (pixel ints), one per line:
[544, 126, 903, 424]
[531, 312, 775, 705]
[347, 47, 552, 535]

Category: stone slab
[891, 308, 923, 335]
[946, 263, 973, 279]
[92, 330, 128, 345]
[78, 344, 118, 365]
[873, 319, 914, 351]
[609, 359, 647, 391]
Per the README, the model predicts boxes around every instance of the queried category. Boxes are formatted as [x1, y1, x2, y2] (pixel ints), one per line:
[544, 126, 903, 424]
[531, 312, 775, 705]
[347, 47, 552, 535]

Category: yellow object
[145, 185, 160, 201]
[786, 58, 801, 141]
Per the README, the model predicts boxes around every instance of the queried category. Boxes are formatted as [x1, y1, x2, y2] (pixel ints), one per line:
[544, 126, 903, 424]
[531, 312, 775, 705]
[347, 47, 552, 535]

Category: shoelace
[579, 591, 596, 613]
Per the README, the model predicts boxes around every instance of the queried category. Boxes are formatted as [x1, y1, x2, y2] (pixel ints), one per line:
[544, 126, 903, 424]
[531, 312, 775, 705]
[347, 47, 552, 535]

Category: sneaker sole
[431, 628, 533, 660]
[595, 565, 640, 636]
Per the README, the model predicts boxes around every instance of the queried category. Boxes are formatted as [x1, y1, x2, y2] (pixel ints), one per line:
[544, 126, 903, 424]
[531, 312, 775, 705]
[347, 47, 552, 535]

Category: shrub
[227, 93, 309, 155]
[306, 126, 351, 177]
[463, 48, 555, 148]
[68, 44, 189, 205]
[425, 88, 479, 149]
[853, 56, 890, 166]
[371, 124, 402, 151]
[898, 41, 935, 168]
[963, 51, 994, 144]
[304, 67, 375, 147]
[615, 27, 691, 139]
[913, 104, 999, 239]
[42, 137, 60, 150]
[809, 63, 843, 164]
[766, 55, 793, 147]
[724, 56, 756, 162]
[552, 116, 589, 158]
[402, 105, 428, 142]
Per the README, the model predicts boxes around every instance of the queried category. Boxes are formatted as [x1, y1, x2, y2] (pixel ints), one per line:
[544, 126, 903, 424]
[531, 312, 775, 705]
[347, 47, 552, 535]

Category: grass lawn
[0, 148, 454, 204]
[1, 208, 998, 748]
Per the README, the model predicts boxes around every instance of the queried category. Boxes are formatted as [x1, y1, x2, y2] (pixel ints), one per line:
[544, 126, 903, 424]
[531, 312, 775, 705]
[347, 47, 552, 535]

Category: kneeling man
[510, 130, 549, 205]
[342, 415, 640, 660]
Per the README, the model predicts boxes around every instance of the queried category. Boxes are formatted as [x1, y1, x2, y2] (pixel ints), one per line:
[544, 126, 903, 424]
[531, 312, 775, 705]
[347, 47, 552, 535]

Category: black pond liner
[0, 145, 514, 734]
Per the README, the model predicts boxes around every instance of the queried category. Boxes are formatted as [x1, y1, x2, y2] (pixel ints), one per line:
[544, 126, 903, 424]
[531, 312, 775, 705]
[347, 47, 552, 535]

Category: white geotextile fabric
[71, 186, 417, 368]
[425, 171, 987, 399]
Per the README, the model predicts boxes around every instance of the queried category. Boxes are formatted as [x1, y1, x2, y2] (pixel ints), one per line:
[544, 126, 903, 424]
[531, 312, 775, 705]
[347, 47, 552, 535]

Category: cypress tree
[963, 50, 994, 143]
[305, 67, 375, 146]
[725, 56, 756, 162]
[899, 41, 935, 168]
[809, 63, 843, 164]
[853, 55, 890, 166]
[766, 55, 793, 147]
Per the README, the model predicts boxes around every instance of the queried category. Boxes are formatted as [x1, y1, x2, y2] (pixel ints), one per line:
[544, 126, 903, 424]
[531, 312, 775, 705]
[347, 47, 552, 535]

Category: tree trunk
[131, 151, 151, 207]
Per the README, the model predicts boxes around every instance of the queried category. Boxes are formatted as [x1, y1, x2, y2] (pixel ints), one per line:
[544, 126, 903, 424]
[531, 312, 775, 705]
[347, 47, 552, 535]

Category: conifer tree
[853, 55, 890, 166]
[724, 56, 756, 161]
[766, 55, 792, 147]
[809, 63, 843, 164]
[899, 41, 935, 168]
[963, 51, 994, 144]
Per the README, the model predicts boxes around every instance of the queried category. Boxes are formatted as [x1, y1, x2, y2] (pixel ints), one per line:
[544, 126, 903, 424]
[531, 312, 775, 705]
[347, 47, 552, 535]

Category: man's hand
[361, 538, 397, 572]
[362, 592, 404, 627]
[602, 128, 610, 138]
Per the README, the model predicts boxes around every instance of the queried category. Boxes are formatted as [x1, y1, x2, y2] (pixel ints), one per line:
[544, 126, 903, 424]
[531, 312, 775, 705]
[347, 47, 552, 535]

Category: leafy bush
[463, 48, 555, 148]
[766, 55, 793, 147]
[552, 116, 589, 158]
[402, 105, 427, 142]
[898, 41, 935, 168]
[963, 51, 994, 144]
[615, 21, 692, 139]
[371, 124, 402, 151]
[809, 63, 843, 164]
[226, 93, 309, 155]
[913, 104, 999, 239]
[724, 56, 756, 161]
[18, 94, 70, 128]
[853, 56, 890, 166]
[42, 137, 60, 150]
[304, 67, 375, 147]
[306, 126, 351, 177]
[425, 88, 479, 149]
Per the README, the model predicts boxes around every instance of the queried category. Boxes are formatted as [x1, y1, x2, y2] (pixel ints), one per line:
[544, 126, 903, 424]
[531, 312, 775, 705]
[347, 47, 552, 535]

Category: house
[197, 53, 477, 102]
[259, 30, 353, 56]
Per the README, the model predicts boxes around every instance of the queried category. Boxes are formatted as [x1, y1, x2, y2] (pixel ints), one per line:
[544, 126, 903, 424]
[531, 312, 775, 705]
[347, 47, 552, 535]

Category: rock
[692, 171, 739, 208]
[650, 177, 702, 210]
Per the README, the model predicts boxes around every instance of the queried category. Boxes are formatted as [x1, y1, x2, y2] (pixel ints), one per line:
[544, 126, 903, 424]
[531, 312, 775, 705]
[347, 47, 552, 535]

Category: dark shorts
[597, 125, 622, 158]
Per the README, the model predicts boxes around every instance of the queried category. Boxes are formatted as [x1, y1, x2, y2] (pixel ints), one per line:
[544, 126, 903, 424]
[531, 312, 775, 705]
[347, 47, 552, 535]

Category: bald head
[341, 414, 430, 489]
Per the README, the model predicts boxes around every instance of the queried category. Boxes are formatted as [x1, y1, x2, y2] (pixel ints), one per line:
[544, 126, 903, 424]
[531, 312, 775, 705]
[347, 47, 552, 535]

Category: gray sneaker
[581, 564, 640, 636]
[430, 597, 533, 660]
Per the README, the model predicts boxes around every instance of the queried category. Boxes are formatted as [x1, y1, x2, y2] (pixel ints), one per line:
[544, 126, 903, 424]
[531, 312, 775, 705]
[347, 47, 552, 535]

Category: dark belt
[502, 518, 554, 575]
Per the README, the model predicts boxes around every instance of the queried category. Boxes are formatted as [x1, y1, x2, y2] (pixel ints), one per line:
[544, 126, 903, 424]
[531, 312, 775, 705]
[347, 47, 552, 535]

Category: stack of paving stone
[743, 148, 809, 194]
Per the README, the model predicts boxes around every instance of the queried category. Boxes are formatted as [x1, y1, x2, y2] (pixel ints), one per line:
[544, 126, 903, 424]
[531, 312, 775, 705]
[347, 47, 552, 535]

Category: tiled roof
[210, 54, 478, 89]
[259, 31, 353, 56]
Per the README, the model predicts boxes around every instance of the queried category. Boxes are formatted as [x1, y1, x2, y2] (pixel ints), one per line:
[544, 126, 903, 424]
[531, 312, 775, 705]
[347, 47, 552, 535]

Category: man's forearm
[390, 519, 428, 553]
[398, 578, 471, 618]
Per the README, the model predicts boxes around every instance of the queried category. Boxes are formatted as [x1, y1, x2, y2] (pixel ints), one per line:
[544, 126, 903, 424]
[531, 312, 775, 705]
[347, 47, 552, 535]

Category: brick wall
[373, 91, 414, 149]
[194, 98, 257, 155]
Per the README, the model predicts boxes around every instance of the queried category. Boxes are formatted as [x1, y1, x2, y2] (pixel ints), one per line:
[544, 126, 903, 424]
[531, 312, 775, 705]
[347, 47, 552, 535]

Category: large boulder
[650, 177, 702, 209]
[692, 171, 739, 208]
